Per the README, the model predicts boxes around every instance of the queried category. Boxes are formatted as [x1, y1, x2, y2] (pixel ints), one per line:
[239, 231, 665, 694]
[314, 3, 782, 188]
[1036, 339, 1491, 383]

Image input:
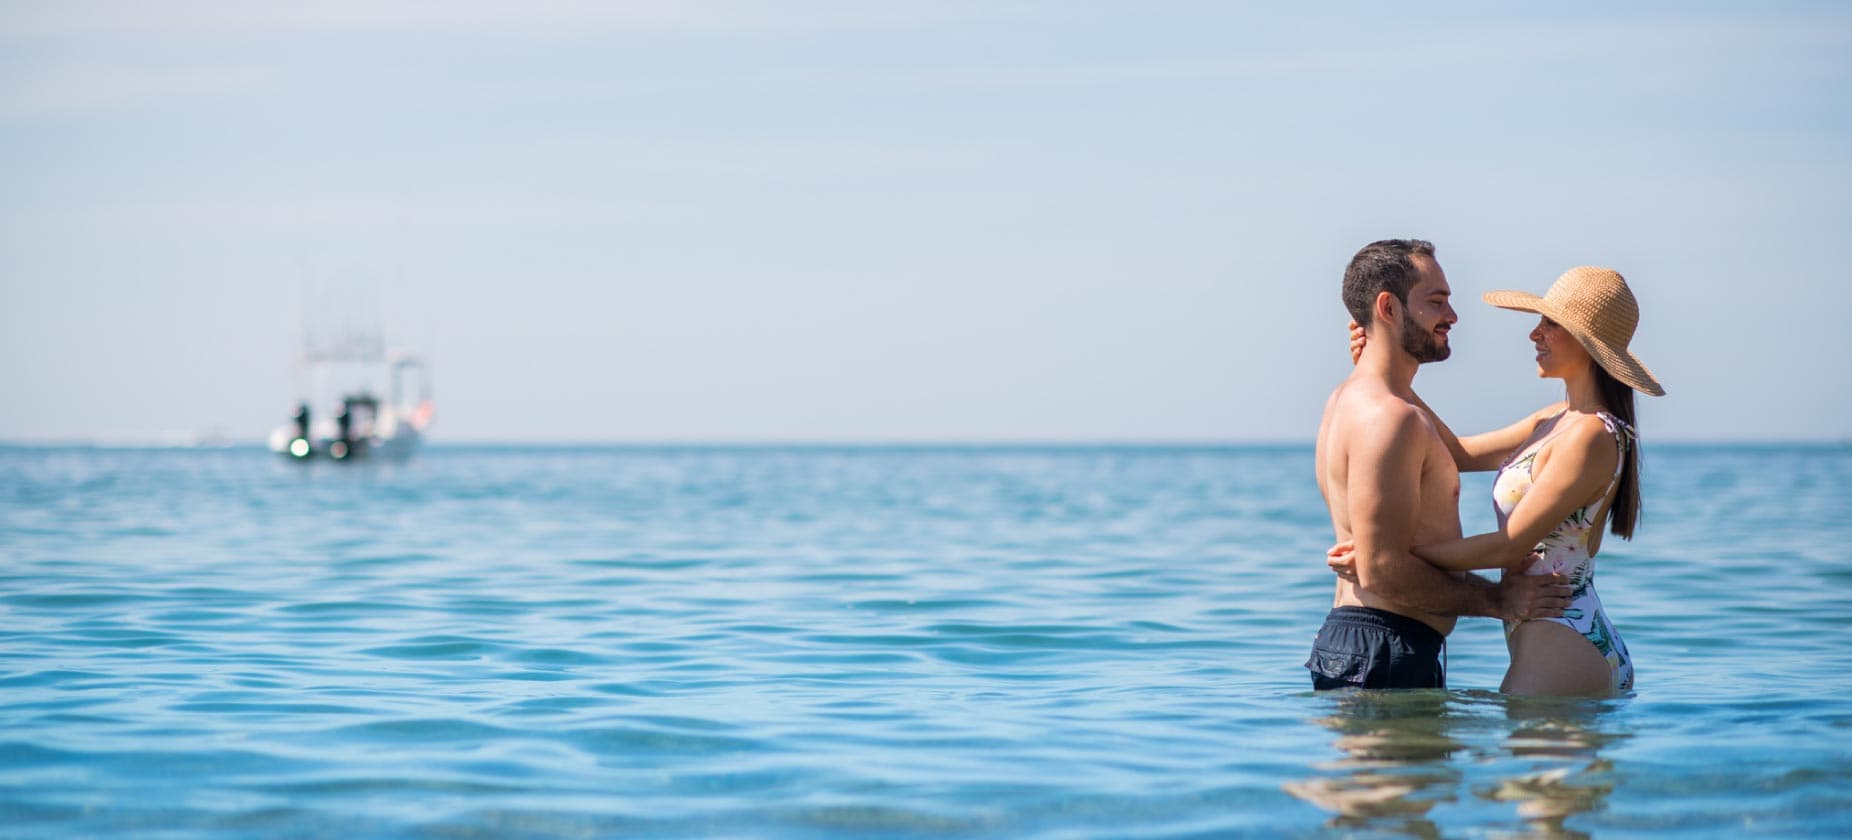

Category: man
[1306, 239, 1569, 690]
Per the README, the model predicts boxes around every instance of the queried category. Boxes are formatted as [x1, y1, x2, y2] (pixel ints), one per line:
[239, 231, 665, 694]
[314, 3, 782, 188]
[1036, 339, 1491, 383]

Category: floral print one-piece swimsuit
[1493, 411, 1635, 693]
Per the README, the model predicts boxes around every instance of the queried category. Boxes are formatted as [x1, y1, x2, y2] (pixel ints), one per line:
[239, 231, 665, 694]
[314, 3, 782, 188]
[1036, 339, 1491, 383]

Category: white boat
[268, 326, 434, 462]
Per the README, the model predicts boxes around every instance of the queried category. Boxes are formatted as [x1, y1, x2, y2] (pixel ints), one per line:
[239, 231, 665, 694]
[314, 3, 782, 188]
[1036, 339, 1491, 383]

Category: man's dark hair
[1342, 239, 1436, 326]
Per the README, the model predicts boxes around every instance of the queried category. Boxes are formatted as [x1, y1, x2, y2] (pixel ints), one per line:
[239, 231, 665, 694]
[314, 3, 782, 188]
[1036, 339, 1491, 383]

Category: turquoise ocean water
[2, 444, 1849, 838]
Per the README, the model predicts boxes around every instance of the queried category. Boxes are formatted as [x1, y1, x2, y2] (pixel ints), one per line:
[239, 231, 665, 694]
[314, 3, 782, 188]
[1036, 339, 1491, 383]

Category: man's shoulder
[1332, 380, 1424, 429]
[1329, 384, 1433, 463]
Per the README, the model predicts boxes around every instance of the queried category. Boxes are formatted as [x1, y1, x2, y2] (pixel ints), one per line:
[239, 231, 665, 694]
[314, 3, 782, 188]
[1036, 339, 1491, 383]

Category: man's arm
[1346, 405, 1504, 618]
[1325, 540, 1573, 620]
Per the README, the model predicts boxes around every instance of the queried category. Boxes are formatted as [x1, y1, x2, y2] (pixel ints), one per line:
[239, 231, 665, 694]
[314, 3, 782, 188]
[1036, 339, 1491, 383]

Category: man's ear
[1373, 290, 1400, 328]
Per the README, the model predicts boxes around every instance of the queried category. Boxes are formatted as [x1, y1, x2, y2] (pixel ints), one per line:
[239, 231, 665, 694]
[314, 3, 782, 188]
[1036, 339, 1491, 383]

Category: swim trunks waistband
[1323, 606, 1445, 647]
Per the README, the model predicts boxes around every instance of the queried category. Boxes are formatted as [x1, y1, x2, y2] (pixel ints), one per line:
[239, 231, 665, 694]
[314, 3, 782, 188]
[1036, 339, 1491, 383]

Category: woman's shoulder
[1543, 412, 1624, 470]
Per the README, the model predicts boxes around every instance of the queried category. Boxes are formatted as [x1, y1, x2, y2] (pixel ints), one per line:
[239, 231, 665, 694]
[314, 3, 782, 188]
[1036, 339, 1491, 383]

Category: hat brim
[1482, 290, 1666, 397]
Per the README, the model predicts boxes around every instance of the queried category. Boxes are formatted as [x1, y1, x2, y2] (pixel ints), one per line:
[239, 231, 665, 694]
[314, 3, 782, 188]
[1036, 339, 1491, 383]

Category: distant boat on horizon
[268, 321, 434, 463]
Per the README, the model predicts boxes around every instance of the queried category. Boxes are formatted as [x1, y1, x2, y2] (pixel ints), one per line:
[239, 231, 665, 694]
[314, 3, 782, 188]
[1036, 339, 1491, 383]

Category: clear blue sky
[3, 1, 1848, 443]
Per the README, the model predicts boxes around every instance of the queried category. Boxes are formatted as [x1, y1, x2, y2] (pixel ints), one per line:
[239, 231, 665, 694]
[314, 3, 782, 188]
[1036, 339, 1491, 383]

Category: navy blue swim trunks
[1305, 606, 1446, 690]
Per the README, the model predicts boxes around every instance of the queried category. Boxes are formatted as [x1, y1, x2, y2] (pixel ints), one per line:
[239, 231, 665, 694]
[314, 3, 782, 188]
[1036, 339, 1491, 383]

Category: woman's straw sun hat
[1483, 266, 1665, 396]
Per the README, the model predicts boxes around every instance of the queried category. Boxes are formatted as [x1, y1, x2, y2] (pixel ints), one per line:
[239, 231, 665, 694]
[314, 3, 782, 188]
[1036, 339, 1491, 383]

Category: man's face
[1398, 256, 1456, 363]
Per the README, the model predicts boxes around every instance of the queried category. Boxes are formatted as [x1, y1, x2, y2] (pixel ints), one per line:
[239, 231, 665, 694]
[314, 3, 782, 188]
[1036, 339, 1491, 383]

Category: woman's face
[1530, 316, 1590, 380]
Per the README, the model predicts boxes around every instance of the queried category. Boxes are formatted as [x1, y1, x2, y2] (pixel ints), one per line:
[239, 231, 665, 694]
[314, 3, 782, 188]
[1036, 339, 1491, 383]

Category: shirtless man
[1306, 239, 1569, 690]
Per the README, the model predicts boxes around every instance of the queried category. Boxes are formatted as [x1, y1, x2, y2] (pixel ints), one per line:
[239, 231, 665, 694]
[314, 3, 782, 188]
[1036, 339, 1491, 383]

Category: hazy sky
[3, 1, 1848, 443]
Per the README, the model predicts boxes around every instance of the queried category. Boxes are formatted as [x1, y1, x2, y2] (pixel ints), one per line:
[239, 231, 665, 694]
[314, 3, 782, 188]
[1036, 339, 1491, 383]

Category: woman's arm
[1407, 392, 1564, 473]
[1411, 414, 1621, 571]
[1445, 401, 1567, 473]
[1346, 320, 1562, 472]
[1410, 530, 1533, 572]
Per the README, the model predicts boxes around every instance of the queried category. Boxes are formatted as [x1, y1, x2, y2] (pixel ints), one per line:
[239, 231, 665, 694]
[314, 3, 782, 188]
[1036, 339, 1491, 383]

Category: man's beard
[1401, 311, 1451, 363]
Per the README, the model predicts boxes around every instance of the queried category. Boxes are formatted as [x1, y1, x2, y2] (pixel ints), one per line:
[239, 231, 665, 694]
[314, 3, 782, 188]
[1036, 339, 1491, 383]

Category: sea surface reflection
[1288, 690, 1627, 838]
[3, 444, 1848, 836]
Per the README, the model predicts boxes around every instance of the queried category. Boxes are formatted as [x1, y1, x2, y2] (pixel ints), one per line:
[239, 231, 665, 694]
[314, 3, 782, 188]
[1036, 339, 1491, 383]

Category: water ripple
[0, 444, 1848, 837]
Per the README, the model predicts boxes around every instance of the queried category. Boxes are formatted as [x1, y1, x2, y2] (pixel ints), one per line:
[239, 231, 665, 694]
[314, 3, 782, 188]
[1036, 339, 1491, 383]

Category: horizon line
[2, 437, 1849, 450]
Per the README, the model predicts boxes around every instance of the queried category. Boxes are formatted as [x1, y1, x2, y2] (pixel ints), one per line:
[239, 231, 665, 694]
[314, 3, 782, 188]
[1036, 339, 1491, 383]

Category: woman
[1332, 266, 1665, 697]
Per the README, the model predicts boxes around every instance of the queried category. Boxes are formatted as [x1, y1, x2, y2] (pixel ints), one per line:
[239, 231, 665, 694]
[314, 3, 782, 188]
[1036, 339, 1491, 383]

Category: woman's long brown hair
[1593, 363, 1641, 539]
